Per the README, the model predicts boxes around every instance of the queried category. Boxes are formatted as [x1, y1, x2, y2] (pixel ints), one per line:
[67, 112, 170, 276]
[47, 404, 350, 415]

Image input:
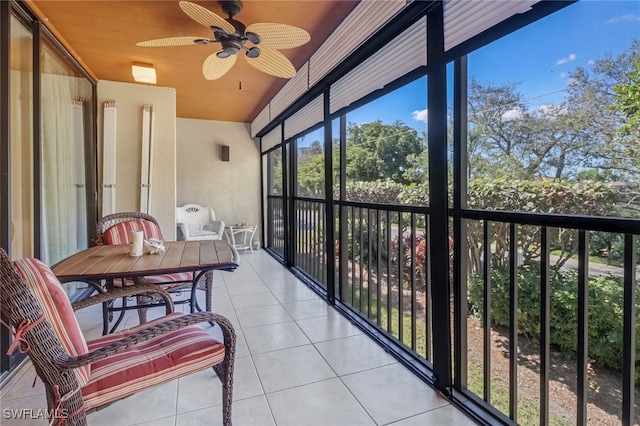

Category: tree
[468, 79, 604, 180]
[467, 80, 527, 160]
[297, 151, 325, 197]
[346, 120, 424, 184]
[268, 149, 283, 195]
[295, 137, 345, 198]
[566, 39, 640, 182]
[296, 139, 325, 197]
[613, 55, 640, 138]
[298, 139, 323, 161]
[401, 130, 429, 183]
[567, 39, 640, 216]
[468, 38, 640, 185]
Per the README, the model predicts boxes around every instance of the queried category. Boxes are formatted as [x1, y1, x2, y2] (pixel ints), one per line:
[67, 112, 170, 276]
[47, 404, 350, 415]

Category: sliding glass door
[1, 1, 96, 379]
[9, 12, 34, 259]
[40, 37, 94, 266]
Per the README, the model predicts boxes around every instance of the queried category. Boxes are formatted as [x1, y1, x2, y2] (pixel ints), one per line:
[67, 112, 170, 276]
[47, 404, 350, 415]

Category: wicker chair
[176, 204, 225, 241]
[0, 248, 235, 426]
[94, 212, 209, 329]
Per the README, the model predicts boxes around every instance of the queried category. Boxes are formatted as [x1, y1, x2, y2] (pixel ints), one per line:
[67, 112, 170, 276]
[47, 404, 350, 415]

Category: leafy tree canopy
[612, 55, 640, 138]
[346, 120, 424, 184]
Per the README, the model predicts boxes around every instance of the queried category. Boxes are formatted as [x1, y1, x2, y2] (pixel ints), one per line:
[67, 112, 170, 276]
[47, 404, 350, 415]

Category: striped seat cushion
[13, 258, 91, 386]
[142, 272, 193, 284]
[117, 272, 194, 287]
[103, 220, 193, 283]
[102, 219, 163, 245]
[82, 313, 224, 411]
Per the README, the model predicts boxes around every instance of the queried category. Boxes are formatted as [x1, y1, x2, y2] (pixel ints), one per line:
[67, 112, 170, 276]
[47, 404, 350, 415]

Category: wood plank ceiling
[26, 0, 358, 123]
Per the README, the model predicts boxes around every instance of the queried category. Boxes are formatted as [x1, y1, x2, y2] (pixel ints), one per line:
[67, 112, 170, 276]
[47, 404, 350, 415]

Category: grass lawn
[550, 249, 630, 268]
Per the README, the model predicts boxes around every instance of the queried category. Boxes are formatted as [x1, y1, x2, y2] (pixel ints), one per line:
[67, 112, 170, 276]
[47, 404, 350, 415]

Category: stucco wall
[97, 80, 177, 239]
[176, 118, 261, 244]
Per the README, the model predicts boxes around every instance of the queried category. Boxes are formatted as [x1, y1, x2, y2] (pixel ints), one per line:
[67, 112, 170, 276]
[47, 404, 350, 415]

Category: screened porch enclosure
[258, 1, 639, 425]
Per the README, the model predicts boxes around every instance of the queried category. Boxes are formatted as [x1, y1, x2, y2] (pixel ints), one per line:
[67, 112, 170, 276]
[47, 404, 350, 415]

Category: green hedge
[468, 264, 640, 382]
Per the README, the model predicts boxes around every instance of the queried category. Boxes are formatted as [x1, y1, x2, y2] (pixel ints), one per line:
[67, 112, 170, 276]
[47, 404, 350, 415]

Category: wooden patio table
[52, 240, 238, 334]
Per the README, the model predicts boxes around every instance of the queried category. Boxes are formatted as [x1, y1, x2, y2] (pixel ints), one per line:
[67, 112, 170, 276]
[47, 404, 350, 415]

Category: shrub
[391, 233, 453, 285]
[466, 179, 620, 273]
[344, 180, 404, 204]
[468, 264, 640, 382]
[589, 232, 640, 263]
[390, 233, 427, 284]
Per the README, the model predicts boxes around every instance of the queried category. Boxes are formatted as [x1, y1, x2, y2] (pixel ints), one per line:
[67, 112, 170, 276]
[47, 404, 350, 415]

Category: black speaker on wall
[221, 145, 230, 162]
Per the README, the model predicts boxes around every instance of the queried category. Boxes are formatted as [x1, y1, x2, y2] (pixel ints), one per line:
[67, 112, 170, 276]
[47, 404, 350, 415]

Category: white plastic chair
[176, 204, 225, 241]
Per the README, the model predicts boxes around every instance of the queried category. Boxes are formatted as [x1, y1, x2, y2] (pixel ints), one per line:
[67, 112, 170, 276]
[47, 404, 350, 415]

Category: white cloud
[556, 53, 577, 65]
[412, 109, 428, 123]
[606, 14, 640, 24]
[501, 108, 523, 121]
[560, 72, 568, 78]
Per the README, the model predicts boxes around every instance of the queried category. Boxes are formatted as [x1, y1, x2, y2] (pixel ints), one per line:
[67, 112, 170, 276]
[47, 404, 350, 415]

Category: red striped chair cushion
[102, 220, 163, 245]
[13, 258, 91, 386]
[82, 313, 224, 411]
[143, 272, 193, 284]
[102, 220, 193, 283]
[116, 272, 194, 287]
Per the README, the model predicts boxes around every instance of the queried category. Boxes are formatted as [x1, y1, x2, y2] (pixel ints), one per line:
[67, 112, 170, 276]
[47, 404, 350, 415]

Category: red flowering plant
[391, 232, 453, 285]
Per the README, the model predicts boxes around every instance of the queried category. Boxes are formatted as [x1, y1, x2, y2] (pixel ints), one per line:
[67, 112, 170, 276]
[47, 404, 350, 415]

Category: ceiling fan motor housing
[212, 3, 261, 59]
[220, 38, 242, 55]
[220, 0, 243, 18]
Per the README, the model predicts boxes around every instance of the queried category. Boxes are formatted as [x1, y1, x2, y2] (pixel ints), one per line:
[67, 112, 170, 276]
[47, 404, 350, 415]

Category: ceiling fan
[136, 1, 310, 80]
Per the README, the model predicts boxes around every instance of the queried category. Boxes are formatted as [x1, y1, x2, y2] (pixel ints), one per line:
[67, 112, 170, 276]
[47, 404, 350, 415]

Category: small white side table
[224, 224, 257, 253]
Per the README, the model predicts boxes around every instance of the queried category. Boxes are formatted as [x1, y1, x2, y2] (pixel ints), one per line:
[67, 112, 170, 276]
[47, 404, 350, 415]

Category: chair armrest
[215, 220, 225, 236]
[54, 311, 235, 370]
[203, 220, 225, 236]
[71, 282, 174, 315]
[177, 222, 191, 239]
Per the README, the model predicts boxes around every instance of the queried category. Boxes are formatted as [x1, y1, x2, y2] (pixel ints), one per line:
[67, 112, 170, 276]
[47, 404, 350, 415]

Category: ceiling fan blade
[179, 1, 235, 34]
[246, 47, 296, 78]
[136, 36, 206, 47]
[202, 52, 237, 80]
[245, 23, 310, 49]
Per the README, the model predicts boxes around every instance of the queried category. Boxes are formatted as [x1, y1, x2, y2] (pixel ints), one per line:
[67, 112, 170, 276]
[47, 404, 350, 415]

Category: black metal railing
[266, 195, 285, 259]
[337, 201, 435, 364]
[266, 195, 639, 425]
[293, 198, 327, 289]
[456, 211, 639, 426]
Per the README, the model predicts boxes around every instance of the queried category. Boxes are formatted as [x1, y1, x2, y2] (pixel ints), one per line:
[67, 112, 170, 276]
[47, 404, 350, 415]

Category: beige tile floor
[1, 250, 477, 426]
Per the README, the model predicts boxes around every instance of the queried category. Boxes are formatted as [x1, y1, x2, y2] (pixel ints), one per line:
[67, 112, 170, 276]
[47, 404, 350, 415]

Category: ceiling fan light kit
[136, 1, 310, 80]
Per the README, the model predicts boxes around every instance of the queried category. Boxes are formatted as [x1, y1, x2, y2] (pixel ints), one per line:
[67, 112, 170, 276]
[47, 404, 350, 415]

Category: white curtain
[40, 73, 88, 264]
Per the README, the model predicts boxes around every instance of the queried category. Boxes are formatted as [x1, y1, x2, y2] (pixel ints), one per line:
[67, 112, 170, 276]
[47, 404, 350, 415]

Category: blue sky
[346, 0, 639, 130]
